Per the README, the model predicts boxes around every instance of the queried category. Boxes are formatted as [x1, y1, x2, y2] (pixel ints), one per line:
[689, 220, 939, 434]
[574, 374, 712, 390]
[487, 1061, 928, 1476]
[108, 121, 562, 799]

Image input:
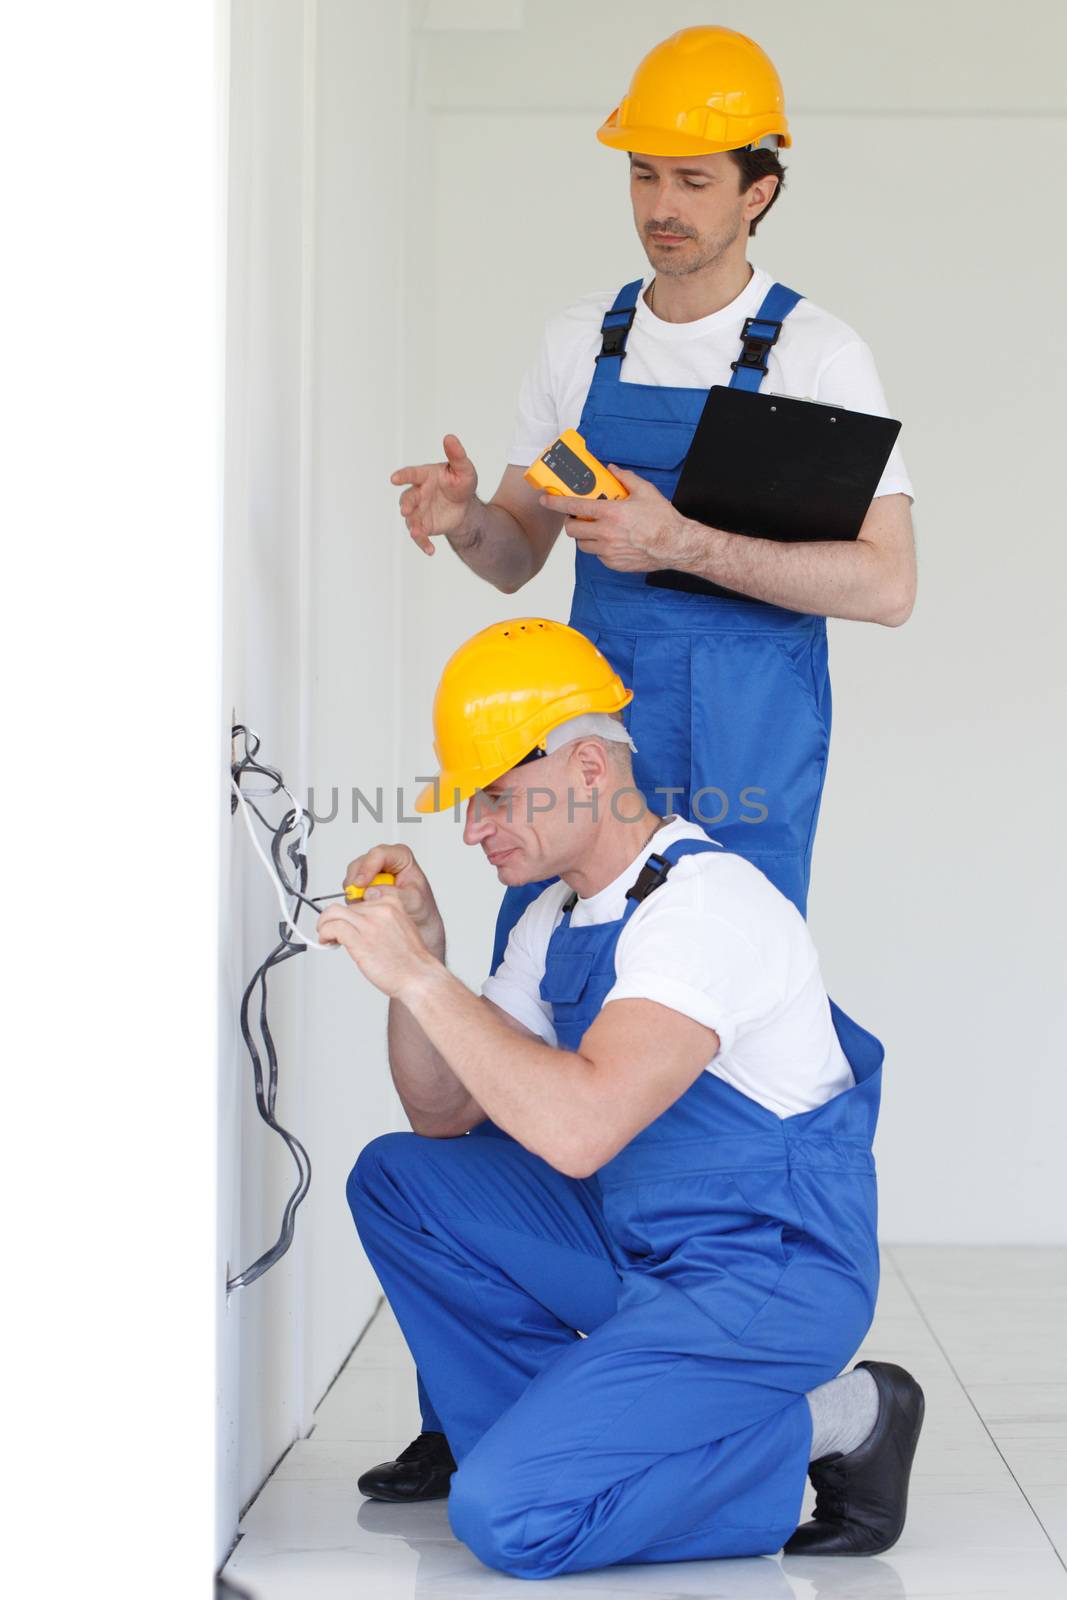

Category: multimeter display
[539, 439, 597, 495]
[524, 427, 629, 504]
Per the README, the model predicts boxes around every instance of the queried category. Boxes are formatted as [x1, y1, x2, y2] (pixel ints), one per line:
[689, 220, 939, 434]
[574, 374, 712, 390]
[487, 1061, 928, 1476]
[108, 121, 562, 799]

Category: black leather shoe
[356, 1431, 456, 1502]
[783, 1360, 925, 1556]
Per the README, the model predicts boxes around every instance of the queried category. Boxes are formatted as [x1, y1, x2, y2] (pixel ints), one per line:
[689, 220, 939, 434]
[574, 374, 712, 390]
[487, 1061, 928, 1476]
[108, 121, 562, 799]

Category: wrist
[419, 916, 446, 961]
[446, 497, 484, 553]
[674, 515, 725, 575]
[398, 952, 452, 1012]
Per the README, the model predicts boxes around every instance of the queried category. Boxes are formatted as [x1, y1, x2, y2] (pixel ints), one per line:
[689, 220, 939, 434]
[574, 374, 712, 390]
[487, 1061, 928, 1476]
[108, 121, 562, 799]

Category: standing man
[391, 25, 915, 963]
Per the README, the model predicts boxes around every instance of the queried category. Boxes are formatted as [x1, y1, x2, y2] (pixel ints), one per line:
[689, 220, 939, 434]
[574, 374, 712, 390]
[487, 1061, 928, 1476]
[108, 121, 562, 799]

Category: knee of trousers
[449, 1451, 582, 1580]
[448, 1457, 535, 1578]
[345, 1131, 427, 1239]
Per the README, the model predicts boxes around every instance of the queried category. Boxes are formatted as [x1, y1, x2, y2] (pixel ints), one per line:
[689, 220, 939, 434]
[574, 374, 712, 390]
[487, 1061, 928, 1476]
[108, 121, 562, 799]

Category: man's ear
[571, 739, 610, 788]
[744, 173, 779, 224]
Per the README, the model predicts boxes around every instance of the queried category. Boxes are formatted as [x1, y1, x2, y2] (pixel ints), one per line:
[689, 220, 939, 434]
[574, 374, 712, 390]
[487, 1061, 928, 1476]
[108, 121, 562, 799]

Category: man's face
[629, 151, 760, 277]
[462, 749, 588, 886]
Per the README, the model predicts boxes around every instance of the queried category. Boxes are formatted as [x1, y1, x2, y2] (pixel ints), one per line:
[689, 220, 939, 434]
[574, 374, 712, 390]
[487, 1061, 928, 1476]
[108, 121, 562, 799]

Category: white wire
[230, 774, 334, 952]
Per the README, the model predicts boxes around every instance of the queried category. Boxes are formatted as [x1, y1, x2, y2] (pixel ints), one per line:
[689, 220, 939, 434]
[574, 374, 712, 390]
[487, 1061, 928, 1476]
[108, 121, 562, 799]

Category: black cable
[270, 807, 324, 918]
[227, 726, 334, 1293]
[226, 936, 311, 1292]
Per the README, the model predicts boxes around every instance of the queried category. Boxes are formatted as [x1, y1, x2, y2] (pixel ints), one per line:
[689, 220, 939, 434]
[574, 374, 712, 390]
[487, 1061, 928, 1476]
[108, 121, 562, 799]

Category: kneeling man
[318, 617, 924, 1579]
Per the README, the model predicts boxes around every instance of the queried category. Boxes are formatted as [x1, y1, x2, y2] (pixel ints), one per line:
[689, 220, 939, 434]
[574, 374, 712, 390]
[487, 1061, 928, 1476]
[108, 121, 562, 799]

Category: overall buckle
[626, 851, 672, 903]
[597, 306, 637, 361]
[730, 314, 783, 377]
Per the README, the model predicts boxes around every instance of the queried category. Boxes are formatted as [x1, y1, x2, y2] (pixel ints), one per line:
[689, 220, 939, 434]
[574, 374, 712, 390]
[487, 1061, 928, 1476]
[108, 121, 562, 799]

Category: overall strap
[729, 281, 804, 392]
[558, 836, 723, 926]
[591, 278, 645, 381]
[620, 837, 723, 923]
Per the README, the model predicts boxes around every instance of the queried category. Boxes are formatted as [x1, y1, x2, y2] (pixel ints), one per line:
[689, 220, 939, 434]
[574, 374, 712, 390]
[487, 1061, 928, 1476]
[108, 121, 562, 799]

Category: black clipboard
[645, 385, 902, 599]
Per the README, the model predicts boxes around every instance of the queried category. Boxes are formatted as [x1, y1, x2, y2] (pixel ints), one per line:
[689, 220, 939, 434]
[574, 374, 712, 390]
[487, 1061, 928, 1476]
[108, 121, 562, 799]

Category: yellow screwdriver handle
[344, 872, 396, 902]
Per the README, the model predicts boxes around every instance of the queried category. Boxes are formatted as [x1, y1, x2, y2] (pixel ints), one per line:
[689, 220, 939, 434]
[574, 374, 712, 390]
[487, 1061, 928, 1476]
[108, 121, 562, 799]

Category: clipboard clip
[731, 315, 784, 378]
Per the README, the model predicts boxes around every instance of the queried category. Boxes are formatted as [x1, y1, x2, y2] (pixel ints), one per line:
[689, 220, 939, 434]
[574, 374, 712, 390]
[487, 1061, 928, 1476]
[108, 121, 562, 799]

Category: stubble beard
[649, 214, 743, 279]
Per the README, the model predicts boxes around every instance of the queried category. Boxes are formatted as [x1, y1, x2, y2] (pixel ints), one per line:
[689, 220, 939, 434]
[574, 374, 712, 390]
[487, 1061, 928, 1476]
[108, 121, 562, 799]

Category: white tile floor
[223, 1247, 1067, 1598]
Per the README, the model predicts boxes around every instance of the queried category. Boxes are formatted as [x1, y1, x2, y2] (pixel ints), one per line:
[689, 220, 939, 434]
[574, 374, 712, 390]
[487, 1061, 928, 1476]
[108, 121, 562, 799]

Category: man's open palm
[391, 434, 478, 554]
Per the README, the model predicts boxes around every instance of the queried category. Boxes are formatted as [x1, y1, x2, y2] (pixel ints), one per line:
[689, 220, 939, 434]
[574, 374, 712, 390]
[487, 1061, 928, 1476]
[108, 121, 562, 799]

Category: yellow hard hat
[415, 618, 633, 814]
[597, 27, 791, 158]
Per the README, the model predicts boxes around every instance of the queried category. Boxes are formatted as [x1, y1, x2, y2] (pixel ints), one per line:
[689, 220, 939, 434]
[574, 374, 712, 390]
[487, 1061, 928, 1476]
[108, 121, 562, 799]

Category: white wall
[401, 0, 1067, 1245]
[217, 0, 410, 1559]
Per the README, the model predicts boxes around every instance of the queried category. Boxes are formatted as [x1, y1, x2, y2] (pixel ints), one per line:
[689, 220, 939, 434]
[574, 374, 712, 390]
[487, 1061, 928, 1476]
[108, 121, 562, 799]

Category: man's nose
[463, 795, 496, 845]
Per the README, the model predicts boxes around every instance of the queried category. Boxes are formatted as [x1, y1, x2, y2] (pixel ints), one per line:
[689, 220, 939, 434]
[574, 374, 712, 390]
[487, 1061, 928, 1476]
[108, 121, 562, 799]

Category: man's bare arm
[671, 491, 916, 625]
[387, 991, 539, 1139]
[392, 435, 564, 593]
[549, 473, 916, 626]
[397, 962, 719, 1177]
[446, 465, 565, 594]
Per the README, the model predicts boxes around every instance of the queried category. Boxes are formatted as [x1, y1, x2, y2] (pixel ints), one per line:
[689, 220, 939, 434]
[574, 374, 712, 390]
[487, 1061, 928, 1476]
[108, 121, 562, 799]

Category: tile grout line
[230, 1296, 386, 1546]
[313, 1295, 387, 1416]
[886, 1244, 1067, 1575]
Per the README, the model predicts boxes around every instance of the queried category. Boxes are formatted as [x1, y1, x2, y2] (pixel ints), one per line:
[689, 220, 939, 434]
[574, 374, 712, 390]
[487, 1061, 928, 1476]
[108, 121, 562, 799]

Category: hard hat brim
[597, 118, 791, 158]
[415, 770, 479, 815]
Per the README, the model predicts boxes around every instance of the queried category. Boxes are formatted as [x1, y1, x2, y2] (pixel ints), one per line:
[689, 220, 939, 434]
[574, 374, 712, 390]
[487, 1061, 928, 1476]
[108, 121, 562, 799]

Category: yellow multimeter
[525, 429, 629, 505]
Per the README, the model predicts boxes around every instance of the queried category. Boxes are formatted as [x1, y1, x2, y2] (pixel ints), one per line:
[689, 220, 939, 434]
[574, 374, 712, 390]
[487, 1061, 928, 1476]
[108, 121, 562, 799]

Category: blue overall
[490, 278, 830, 976]
[348, 837, 883, 1579]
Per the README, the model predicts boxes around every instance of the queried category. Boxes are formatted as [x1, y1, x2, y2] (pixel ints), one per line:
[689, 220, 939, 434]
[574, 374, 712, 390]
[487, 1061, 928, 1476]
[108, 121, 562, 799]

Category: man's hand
[317, 894, 442, 1001]
[540, 466, 690, 573]
[342, 843, 445, 957]
[391, 434, 479, 555]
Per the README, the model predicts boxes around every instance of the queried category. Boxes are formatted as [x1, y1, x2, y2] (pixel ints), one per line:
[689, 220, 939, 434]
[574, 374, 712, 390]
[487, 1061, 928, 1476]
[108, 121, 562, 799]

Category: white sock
[806, 1366, 880, 1461]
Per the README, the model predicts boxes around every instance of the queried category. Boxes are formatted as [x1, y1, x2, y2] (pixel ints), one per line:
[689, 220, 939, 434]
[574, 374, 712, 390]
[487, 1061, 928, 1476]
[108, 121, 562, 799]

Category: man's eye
[684, 180, 708, 190]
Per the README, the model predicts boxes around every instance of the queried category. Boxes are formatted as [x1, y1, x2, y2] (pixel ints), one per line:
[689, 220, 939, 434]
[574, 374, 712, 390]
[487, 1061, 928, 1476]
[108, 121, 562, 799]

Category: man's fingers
[563, 520, 603, 545]
[539, 492, 605, 520]
[442, 433, 467, 462]
[405, 512, 435, 552]
[318, 899, 398, 941]
[345, 843, 415, 888]
[608, 464, 652, 500]
[344, 849, 390, 888]
[316, 909, 361, 948]
[391, 465, 427, 487]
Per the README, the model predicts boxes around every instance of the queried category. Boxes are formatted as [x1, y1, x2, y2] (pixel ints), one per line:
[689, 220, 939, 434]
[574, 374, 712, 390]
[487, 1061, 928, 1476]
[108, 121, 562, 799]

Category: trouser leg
[411, 1120, 513, 1436]
[347, 1129, 621, 1461]
[449, 1273, 828, 1579]
[415, 1371, 442, 1435]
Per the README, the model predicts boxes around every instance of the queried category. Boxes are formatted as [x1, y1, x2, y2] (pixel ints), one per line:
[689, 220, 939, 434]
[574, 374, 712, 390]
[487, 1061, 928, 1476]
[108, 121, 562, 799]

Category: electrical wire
[226, 725, 343, 1293]
[230, 780, 330, 951]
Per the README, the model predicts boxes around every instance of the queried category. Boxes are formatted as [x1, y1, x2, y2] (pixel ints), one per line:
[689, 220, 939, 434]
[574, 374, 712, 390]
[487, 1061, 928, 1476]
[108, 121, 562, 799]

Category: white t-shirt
[482, 817, 853, 1119]
[507, 264, 913, 503]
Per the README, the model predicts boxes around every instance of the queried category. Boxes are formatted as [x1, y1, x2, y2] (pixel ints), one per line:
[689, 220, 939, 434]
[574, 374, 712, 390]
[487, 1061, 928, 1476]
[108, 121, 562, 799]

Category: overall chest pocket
[584, 415, 693, 478]
[540, 949, 597, 1039]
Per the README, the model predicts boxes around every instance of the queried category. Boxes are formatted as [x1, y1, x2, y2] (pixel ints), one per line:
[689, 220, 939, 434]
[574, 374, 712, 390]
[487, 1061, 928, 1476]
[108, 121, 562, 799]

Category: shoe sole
[356, 1483, 452, 1503]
